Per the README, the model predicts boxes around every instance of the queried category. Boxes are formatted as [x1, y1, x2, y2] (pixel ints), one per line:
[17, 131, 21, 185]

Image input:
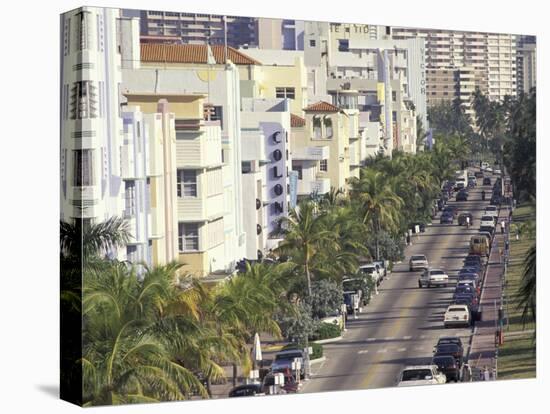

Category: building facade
[516, 36, 536, 96]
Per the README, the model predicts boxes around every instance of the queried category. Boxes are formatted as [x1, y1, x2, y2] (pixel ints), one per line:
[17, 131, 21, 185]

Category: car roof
[276, 349, 303, 356]
[447, 305, 469, 310]
[402, 365, 437, 371]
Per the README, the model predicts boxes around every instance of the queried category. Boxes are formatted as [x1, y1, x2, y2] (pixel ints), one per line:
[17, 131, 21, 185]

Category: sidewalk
[468, 206, 508, 379]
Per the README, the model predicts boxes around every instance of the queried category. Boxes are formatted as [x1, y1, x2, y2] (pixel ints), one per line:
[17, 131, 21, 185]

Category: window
[323, 116, 333, 138]
[312, 116, 322, 139]
[275, 87, 295, 100]
[177, 170, 197, 197]
[242, 161, 252, 174]
[75, 11, 92, 51]
[309, 39, 316, 47]
[126, 245, 137, 263]
[179, 223, 199, 251]
[204, 105, 223, 128]
[293, 165, 303, 180]
[124, 181, 136, 216]
[320, 159, 328, 172]
[392, 91, 397, 102]
[338, 39, 349, 52]
[73, 149, 93, 186]
[392, 111, 397, 122]
[70, 81, 97, 119]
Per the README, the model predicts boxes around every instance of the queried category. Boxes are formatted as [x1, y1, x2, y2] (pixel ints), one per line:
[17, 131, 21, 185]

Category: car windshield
[431, 270, 445, 275]
[448, 307, 466, 312]
[401, 369, 433, 381]
[275, 352, 301, 360]
[411, 255, 426, 261]
[433, 357, 454, 366]
[436, 344, 459, 353]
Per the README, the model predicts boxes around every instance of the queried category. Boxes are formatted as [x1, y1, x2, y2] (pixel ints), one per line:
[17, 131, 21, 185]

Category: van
[469, 235, 489, 257]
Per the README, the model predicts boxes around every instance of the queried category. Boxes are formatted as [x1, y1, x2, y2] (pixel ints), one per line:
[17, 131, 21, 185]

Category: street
[303, 176, 488, 393]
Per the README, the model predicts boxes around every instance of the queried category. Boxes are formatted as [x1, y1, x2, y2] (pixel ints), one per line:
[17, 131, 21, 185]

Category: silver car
[409, 254, 429, 271]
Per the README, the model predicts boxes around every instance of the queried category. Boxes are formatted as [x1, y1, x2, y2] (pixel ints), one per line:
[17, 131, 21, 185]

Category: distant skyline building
[516, 35, 536, 96]
[391, 27, 517, 102]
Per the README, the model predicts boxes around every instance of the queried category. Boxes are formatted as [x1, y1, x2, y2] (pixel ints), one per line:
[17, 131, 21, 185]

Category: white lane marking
[420, 335, 427, 339]
[377, 348, 387, 353]
[358, 349, 369, 354]
[397, 348, 407, 352]
[366, 338, 377, 342]
[414, 346, 424, 351]
[403, 336, 412, 340]
[384, 337, 394, 341]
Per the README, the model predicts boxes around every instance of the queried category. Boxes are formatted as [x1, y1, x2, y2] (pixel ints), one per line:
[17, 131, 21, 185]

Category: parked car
[490, 194, 501, 205]
[397, 365, 446, 387]
[484, 205, 499, 217]
[454, 285, 477, 300]
[464, 254, 483, 266]
[457, 279, 480, 296]
[467, 178, 476, 188]
[470, 235, 490, 257]
[435, 336, 464, 352]
[483, 177, 492, 186]
[440, 212, 454, 224]
[458, 272, 480, 284]
[359, 264, 382, 285]
[478, 231, 493, 247]
[458, 212, 474, 226]
[271, 349, 305, 379]
[444, 304, 471, 328]
[373, 260, 389, 278]
[453, 294, 481, 321]
[229, 384, 264, 398]
[431, 355, 461, 382]
[433, 343, 464, 366]
[343, 278, 368, 306]
[262, 372, 299, 394]
[409, 254, 429, 271]
[480, 225, 496, 235]
[480, 215, 496, 228]
[419, 268, 449, 288]
[343, 291, 362, 315]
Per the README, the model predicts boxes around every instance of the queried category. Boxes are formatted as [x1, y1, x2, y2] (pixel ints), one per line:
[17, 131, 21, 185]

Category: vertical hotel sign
[264, 123, 288, 235]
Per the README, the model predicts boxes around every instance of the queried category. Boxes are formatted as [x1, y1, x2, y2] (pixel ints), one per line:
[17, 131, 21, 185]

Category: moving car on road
[443, 205, 458, 218]
[397, 366, 446, 387]
[440, 212, 454, 224]
[483, 177, 492, 186]
[419, 268, 449, 288]
[444, 304, 471, 328]
[433, 343, 464, 367]
[456, 190, 469, 201]
[458, 212, 474, 226]
[435, 336, 464, 353]
[409, 254, 429, 271]
[484, 205, 498, 217]
[480, 215, 496, 228]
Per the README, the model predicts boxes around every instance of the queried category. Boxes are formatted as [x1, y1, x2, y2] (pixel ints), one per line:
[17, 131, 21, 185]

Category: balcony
[176, 122, 222, 168]
[292, 146, 329, 161]
[177, 193, 224, 222]
[297, 177, 331, 196]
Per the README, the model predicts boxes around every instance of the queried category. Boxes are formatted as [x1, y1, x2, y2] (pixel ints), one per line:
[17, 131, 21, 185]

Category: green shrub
[310, 322, 341, 341]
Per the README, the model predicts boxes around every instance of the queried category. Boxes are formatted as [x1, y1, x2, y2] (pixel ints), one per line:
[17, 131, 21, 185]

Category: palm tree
[274, 201, 338, 296]
[517, 245, 536, 327]
[82, 261, 208, 405]
[350, 170, 404, 260]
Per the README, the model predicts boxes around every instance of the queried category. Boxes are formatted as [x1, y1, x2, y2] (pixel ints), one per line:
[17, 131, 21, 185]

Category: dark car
[271, 349, 305, 379]
[475, 171, 484, 178]
[440, 212, 454, 224]
[458, 272, 480, 284]
[436, 336, 464, 351]
[483, 177, 492, 186]
[464, 255, 483, 266]
[443, 206, 458, 218]
[454, 182, 466, 191]
[456, 190, 468, 201]
[229, 384, 263, 398]
[467, 179, 476, 188]
[409, 222, 426, 233]
[436, 198, 446, 211]
[432, 355, 461, 382]
[433, 343, 463, 366]
[480, 225, 495, 235]
[454, 285, 477, 299]
[490, 195, 501, 205]
[458, 213, 474, 226]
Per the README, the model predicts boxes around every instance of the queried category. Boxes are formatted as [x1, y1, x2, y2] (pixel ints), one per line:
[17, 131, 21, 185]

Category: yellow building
[301, 101, 352, 192]
[237, 48, 308, 116]
[125, 93, 227, 278]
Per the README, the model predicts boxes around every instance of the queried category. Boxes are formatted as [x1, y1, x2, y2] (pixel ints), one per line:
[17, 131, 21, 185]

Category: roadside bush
[310, 322, 341, 341]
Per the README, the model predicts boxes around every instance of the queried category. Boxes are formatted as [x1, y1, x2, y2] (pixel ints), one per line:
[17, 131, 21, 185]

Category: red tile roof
[303, 101, 340, 113]
[290, 114, 305, 128]
[140, 43, 261, 65]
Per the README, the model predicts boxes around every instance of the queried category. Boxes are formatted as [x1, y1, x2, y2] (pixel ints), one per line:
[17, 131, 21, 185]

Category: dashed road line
[377, 348, 387, 353]
[397, 348, 407, 352]
[358, 349, 369, 354]
[403, 335, 412, 340]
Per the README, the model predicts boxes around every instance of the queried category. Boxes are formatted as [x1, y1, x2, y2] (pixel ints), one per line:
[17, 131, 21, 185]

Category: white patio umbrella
[252, 332, 262, 363]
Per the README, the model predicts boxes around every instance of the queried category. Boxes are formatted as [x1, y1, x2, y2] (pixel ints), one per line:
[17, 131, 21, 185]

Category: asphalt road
[302, 172, 493, 394]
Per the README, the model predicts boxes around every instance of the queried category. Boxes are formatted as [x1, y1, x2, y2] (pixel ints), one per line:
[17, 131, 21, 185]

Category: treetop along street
[61, 89, 535, 404]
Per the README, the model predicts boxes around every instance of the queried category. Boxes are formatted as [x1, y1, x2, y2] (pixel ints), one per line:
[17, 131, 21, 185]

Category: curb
[313, 336, 343, 345]
[310, 356, 326, 365]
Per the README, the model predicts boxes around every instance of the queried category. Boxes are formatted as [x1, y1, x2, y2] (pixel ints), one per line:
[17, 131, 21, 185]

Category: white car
[409, 254, 429, 271]
[444, 305, 471, 328]
[480, 215, 496, 227]
[481, 162, 489, 170]
[486, 167, 493, 173]
[495, 169, 502, 175]
[419, 268, 449, 288]
[484, 205, 498, 217]
[397, 365, 446, 387]
[359, 264, 381, 285]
